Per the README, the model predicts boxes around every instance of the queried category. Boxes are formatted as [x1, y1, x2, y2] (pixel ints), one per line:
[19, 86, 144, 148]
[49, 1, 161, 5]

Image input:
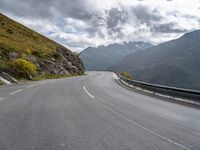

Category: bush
[32, 74, 71, 81]
[120, 72, 133, 80]
[32, 49, 47, 58]
[7, 29, 13, 34]
[0, 60, 9, 70]
[52, 52, 61, 60]
[24, 48, 32, 55]
[0, 80, 4, 85]
[10, 58, 37, 79]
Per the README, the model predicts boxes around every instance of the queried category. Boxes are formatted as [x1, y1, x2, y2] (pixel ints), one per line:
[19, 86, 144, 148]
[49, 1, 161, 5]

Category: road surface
[0, 72, 199, 150]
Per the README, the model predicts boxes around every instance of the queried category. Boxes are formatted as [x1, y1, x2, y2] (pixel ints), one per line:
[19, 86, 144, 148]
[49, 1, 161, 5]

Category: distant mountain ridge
[80, 42, 153, 70]
[110, 30, 200, 90]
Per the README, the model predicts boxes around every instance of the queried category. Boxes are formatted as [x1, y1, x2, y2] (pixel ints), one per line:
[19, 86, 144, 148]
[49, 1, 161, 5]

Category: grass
[0, 80, 4, 85]
[0, 13, 69, 58]
[120, 72, 133, 80]
[0, 13, 79, 80]
[31, 74, 84, 81]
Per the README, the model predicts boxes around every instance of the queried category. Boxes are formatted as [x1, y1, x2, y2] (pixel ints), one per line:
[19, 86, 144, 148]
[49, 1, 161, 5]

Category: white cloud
[1, 0, 200, 52]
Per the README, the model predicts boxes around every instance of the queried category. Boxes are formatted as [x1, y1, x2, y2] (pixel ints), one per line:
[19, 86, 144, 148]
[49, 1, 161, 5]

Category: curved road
[0, 72, 199, 150]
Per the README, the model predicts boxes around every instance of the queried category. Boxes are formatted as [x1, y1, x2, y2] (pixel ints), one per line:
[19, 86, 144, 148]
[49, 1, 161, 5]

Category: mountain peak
[182, 30, 200, 39]
[80, 41, 153, 71]
[110, 30, 200, 90]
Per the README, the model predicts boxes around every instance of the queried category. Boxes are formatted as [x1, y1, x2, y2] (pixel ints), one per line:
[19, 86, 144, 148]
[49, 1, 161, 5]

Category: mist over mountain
[80, 42, 153, 71]
[110, 30, 200, 90]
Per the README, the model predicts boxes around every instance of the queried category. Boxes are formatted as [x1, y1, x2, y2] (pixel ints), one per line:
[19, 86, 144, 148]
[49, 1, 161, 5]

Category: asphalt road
[0, 72, 199, 150]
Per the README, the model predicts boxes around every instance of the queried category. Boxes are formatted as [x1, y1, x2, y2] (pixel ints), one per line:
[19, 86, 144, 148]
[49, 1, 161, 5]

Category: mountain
[110, 30, 200, 90]
[0, 13, 84, 80]
[80, 42, 153, 70]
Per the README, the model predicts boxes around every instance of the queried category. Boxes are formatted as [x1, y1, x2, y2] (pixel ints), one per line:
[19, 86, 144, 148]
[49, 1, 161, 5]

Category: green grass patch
[0, 80, 4, 85]
[0, 13, 84, 81]
[0, 13, 71, 60]
[10, 58, 37, 79]
[32, 74, 75, 81]
[120, 72, 133, 80]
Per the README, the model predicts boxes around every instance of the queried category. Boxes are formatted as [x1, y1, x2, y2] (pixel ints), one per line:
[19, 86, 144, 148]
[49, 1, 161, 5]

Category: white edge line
[26, 84, 37, 88]
[0, 97, 5, 101]
[100, 103, 191, 150]
[10, 89, 23, 95]
[37, 82, 46, 85]
[83, 86, 95, 99]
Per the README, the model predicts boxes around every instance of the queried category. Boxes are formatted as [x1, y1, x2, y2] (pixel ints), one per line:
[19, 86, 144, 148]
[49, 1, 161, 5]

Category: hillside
[80, 42, 152, 71]
[0, 13, 84, 80]
[110, 30, 200, 90]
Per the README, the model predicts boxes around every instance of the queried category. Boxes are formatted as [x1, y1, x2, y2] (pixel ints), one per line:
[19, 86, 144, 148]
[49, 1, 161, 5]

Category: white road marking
[100, 102, 191, 150]
[113, 73, 118, 80]
[10, 89, 23, 95]
[37, 82, 46, 85]
[83, 86, 95, 99]
[26, 84, 37, 88]
[26, 82, 46, 89]
[0, 97, 5, 101]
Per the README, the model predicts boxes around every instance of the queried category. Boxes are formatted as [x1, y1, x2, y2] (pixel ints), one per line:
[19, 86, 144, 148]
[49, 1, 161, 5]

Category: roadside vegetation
[120, 72, 133, 80]
[0, 13, 57, 80]
[0, 13, 84, 82]
[0, 80, 4, 85]
[10, 58, 37, 79]
[32, 74, 71, 81]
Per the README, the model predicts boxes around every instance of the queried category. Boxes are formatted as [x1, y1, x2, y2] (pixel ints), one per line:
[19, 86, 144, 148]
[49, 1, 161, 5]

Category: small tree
[10, 58, 37, 79]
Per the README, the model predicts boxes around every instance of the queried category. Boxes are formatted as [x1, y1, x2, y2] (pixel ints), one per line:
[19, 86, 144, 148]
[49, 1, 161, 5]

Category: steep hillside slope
[80, 42, 152, 70]
[111, 30, 200, 90]
[0, 13, 84, 79]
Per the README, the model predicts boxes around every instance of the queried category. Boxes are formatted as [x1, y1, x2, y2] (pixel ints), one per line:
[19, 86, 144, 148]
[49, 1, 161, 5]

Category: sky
[0, 0, 200, 52]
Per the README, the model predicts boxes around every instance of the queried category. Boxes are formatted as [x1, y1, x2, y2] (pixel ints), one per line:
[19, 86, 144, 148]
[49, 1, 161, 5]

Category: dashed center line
[83, 86, 95, 99]
[10, 89, 23, 95]
[0, 97, 5, 101]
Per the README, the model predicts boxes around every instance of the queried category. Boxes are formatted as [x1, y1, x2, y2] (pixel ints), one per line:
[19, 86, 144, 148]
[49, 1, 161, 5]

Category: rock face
[29, 47, 84, 75]
[111, 30, 200, 90]
[80, 42, 153, 71]
[0, 13, 84, 79]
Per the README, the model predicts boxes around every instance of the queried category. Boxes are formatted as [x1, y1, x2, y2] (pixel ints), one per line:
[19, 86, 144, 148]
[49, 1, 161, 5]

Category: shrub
[0, 80, 4, 85]
[120, 72, 133, 80]
[24, 48, 32, 55]
[0, 60, 9, 70]
[52, 52, 61, 60]
[10, 58, 37, 79]
[7, 29, 13, 34]
[32, 49, 47, 58]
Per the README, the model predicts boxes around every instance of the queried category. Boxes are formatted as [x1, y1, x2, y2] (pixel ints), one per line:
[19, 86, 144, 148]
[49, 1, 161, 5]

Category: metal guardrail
[0, 72, 19, 84]
[118, 74, 200, 102]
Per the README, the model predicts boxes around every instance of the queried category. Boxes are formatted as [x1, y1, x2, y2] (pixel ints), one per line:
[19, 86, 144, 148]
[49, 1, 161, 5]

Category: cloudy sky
[0, 0, 200, 52]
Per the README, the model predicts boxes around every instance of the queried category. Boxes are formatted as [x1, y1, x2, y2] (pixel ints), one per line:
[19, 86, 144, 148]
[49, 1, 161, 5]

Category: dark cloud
[0, 0, 199, 51]
[104, 7, 128, 38]
[0, 0, 55, 19]
[132, 5, 162, 25]
[106, 8, 128, 29]
[0, 0, 90, 20]
[151, 23, 188, 33]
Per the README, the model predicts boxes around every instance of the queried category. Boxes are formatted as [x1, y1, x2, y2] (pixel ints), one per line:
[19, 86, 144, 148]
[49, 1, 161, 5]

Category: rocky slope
[80, 42, 152, 70]
[0, 13, 84, 80]
[111, 30, 200, 90]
